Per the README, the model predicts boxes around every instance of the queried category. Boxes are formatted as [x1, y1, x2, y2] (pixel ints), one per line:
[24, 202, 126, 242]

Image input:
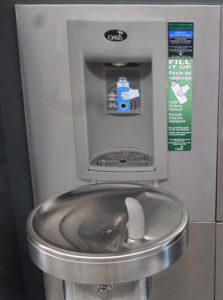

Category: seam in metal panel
[217, 5, 223, 222]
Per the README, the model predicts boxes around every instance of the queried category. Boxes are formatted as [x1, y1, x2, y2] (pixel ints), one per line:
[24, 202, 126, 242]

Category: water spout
[125, 197, 145, 240]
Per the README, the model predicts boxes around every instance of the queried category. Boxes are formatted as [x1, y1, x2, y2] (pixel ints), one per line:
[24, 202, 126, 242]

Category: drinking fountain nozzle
[125, 197, 145, 240]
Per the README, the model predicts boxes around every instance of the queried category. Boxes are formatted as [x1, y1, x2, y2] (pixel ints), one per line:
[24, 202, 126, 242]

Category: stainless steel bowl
[27, 183, 188, 284]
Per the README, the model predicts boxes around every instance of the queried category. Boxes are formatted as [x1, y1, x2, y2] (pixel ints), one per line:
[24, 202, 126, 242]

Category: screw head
[98, 287, 108, 297]
[97, 284, 113, 298]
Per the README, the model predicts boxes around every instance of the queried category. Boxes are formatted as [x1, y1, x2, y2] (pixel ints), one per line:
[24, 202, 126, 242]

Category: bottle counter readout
[168, 23, 194, 58]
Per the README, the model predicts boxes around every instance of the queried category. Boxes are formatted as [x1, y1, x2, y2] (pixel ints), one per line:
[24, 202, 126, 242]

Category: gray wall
[0, 103, 25, 299]
[0, 1, 45, 299]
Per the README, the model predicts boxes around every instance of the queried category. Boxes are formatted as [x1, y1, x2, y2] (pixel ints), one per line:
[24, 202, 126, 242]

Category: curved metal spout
[125, 197, 145, 240]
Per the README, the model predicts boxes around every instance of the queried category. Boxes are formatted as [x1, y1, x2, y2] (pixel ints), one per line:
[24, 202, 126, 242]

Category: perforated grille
[91, 150, 153, 168]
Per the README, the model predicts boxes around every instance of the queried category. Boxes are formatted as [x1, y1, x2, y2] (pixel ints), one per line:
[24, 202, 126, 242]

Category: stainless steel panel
[16, 4, 220, 221]
[33, 223, 216, 300]
[43, 274, 64, 300]
[217, 5, 223, 222]
[64, 279, 149, 300]
[150, 223, 215, 300]
[215, 223, 223, 300]
[67, 19, 167, 181]
[159, 3, 220, 222]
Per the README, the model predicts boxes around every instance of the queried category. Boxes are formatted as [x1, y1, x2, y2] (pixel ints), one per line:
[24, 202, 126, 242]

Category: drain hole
[96, 225, 120, 240]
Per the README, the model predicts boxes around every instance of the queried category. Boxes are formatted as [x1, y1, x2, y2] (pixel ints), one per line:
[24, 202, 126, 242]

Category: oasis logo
[104, 30, 127, 42]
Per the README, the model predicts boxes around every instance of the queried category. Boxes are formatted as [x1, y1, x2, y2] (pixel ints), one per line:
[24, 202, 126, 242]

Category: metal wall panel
[16, 4, 220, 222]
[15, 0, 223, 4]
[215, 223, 223, 300]
[151, 223, 215, 300]
[217, 5, 223, 222]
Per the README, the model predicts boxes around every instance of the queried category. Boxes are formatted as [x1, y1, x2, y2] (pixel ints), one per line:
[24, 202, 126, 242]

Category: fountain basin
[27, 183, 188, 284]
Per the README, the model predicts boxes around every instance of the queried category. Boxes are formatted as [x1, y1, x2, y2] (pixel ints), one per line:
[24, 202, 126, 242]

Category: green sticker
[168, 59, 192, 151]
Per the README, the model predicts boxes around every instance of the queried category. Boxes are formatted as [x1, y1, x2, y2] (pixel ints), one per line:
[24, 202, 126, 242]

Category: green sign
[168, 59, 193, 151]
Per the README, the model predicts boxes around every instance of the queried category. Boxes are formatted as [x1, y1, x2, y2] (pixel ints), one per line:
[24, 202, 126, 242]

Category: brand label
[104, 30, 127, 42]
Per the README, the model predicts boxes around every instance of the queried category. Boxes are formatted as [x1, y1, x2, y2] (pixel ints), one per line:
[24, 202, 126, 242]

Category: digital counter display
[168, 23, 194, 57]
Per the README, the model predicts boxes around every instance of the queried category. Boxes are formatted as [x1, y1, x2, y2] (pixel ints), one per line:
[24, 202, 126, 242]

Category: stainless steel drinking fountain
[16, 5, 190, 299]
[27, 183, 188, 299]
[16, 4, 221, 300]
